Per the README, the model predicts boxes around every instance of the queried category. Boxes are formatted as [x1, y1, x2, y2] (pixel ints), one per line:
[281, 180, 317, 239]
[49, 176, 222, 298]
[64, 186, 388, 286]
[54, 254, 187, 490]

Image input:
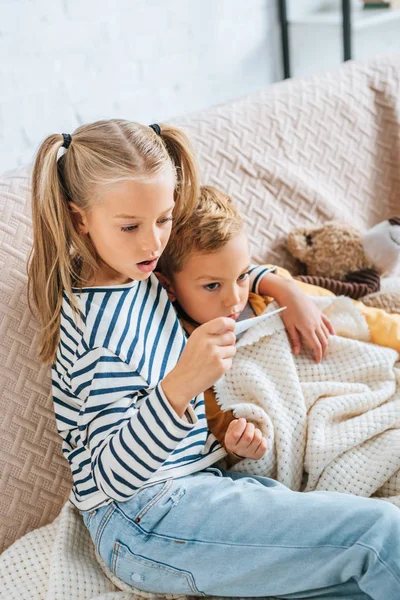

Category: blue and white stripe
[52, 265, 275, 511]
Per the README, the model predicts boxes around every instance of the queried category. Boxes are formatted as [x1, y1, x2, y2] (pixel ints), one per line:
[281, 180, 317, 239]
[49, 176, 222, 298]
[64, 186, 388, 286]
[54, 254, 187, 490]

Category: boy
[156, 186, 400, 465]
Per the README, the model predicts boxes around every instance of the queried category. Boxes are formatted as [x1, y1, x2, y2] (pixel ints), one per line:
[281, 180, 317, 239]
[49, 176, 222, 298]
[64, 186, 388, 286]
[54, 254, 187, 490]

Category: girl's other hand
[224, 418, 268, 460]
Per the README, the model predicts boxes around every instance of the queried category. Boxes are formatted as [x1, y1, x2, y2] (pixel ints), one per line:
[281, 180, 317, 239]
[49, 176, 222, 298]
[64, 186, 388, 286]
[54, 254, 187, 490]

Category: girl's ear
[69, 202, 89, 234]
[155, 271, 177, 302]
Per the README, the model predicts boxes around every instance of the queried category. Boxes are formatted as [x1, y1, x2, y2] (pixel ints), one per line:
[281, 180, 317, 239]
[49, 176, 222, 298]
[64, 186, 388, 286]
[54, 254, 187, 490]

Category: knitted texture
[214, 296, 400, 505]
[1, 51, 400, 599]
[0, 501, 184, 600]
[0, 501, 276, 600]
[2, 51, 400, 553]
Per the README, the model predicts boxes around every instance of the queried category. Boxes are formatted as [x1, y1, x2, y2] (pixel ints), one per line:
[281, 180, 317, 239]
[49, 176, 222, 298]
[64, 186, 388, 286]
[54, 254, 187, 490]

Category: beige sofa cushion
[178, 53, 400, 272]
[0, 167, 72, 553]
[1, 51, 400, 553]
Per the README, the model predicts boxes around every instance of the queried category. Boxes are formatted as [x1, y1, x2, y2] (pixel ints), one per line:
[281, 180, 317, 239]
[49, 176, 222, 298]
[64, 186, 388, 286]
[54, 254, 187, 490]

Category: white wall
[0, 0, 281, 172]
[289, 0, 400, 76]
[1, 0, 399, 172]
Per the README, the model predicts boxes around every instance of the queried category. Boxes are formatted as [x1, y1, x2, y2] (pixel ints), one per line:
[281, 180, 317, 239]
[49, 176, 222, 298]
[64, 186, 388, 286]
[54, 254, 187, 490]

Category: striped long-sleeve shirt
[52, 264, 276, 511]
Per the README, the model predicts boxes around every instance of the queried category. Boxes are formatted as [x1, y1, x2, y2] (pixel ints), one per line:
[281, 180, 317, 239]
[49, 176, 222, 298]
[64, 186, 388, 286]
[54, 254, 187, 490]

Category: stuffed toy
[287, 217, 400, 313]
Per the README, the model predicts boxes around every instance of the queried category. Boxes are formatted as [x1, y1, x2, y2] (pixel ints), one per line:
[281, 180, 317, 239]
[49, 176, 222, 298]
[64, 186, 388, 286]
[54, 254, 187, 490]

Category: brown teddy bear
[287, 218, 400, 314]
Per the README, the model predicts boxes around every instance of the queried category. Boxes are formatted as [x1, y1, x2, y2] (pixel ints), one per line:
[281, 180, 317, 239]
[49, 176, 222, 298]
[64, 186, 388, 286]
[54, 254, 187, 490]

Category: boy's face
[166, 232, 251, 324]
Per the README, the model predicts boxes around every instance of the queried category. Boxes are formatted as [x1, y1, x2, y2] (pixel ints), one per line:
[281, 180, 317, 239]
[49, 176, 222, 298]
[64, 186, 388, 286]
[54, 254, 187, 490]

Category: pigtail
[27, 135, 82, 365]
[27, 119, 201, 365]
[158, 124, 199, 224]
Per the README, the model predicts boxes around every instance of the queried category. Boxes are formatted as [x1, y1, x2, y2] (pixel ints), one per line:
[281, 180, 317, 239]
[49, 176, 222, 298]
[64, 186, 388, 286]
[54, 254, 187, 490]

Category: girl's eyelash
[121, 216, 173, 233]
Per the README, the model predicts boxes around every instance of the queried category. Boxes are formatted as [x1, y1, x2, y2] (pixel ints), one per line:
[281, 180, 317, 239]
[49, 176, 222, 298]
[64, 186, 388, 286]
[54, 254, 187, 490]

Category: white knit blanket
[2, 296, 400, 600]
[215, 296, 400, 505]
[0, 500, 188, 600]
[0, 500, 275, 600]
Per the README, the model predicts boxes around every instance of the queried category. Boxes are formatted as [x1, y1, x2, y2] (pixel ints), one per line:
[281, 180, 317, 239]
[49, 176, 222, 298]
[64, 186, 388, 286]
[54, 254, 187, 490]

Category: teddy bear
[286, 217, 400, 314]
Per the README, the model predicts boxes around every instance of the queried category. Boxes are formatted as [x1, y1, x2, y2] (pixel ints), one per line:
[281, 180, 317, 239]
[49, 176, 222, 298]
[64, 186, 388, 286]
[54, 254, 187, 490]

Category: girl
[28, 119, 400, 599]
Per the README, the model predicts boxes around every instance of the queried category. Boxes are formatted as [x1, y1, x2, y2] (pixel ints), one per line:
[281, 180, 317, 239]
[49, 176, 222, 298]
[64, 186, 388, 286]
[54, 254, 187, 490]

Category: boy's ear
[155, 271, 177, 302]
[69, 202, 89, 234]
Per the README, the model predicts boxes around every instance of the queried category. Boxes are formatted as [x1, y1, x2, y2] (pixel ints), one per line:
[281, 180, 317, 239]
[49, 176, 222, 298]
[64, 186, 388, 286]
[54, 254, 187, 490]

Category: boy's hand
[257, 274, 335, 363]
[280, 287, 335, 363]
[224, 418, 268, 460]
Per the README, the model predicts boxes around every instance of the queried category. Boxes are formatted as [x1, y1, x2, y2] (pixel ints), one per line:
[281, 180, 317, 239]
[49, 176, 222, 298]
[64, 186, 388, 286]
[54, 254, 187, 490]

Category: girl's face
[70, 176, 176, 286]
[166, 232, 251, 324]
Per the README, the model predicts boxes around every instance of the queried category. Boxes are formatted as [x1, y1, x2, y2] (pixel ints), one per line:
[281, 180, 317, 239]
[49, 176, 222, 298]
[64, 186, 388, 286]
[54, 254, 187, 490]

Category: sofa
[0, 51, 399, 598]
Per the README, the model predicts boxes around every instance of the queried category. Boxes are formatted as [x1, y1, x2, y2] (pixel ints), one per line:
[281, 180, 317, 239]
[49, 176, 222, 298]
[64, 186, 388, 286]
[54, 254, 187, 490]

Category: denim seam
[112, 540, 205, 596]
[354, 541, 400, 586]
[85, 509, 98, 528]
[127, 526, 358, 550]
[111, 518, 400, 583]
[100, 505, 400, 594]
[129, 529, 400, 585]
[94, 503, 116, 553]
[135, 479, 174, 522]
[111, 541, 118, 574]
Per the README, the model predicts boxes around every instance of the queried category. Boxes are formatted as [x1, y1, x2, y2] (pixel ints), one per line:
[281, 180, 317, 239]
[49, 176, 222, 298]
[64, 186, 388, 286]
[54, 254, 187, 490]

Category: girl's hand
[162, 317, 236, 415]
[280, 286, 335, 363]
[224, 418, 268, 460]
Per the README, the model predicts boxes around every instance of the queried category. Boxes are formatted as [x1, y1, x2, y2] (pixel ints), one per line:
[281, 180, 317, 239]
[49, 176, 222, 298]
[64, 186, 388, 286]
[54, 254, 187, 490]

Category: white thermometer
[235, 306, 287, 336]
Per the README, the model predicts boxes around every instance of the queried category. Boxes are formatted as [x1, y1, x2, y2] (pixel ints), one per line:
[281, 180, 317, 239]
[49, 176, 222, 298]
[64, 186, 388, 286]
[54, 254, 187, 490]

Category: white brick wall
[0, 0, 281, 171]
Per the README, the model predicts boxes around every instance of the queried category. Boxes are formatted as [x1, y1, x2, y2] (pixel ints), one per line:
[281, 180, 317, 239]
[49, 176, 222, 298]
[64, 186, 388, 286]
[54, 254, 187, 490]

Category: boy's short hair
[158, 185, 243, 279]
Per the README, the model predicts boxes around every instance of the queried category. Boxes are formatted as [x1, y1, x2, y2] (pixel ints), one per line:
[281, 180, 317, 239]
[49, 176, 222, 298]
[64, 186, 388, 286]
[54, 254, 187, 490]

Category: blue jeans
[80, 468, 400, 599]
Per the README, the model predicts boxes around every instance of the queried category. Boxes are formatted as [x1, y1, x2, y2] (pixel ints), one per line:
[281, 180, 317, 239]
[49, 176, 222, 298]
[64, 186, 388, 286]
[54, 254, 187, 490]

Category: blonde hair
[28, 119, 199, 365]
[158, 185, 243, 280]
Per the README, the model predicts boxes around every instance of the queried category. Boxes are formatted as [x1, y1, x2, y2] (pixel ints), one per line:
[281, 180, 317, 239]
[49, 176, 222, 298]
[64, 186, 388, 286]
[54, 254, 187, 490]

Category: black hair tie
[149, 123, 161, 136]
[61, 133, 72, 149]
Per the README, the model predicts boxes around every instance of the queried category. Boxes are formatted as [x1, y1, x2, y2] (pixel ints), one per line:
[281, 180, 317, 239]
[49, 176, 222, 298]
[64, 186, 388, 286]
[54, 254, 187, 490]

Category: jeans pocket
[116, 479, 175, 530]
[111, 539, 205, 596]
